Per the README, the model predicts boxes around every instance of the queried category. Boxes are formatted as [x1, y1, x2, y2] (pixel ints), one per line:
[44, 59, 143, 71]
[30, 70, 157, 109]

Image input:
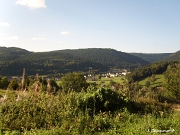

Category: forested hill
[0, 47, 32, 61]
[54, 48, 149, 68]
[130, 53, 172, 63]
[0, 47, 149, 76]
[159, 50, 180, 62]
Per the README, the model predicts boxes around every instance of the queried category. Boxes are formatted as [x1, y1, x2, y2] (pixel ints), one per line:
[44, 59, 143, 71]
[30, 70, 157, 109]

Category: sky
[0, 0, 180, 53]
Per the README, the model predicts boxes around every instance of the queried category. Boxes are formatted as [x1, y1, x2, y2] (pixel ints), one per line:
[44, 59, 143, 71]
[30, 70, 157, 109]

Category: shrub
[77, 87, 128, 113]
[61, 72, 88, 92]
[0, 92, 63, 131]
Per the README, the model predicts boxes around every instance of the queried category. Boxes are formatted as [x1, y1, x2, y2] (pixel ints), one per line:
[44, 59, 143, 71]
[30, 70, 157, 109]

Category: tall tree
[61, 72, 88, 92]
[165, 62, 180, 99]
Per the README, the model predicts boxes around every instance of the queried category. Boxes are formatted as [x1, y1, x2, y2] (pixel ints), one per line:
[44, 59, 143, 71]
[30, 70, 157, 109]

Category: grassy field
[88, 76, 126, 85]
[88, 74, 165, 88]
[139, 74, 165, 87]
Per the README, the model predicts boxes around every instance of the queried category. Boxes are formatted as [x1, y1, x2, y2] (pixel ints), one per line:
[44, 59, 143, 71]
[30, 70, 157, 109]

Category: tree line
[0, 47, 149, 76]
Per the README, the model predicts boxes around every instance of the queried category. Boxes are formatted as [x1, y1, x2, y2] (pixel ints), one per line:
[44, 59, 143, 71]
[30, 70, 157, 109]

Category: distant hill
[0, 47, 149, 76]
[54, 48, 149, 68]
[0, 47, 32, 61]
[130, 53, 172, 63]
[160, 50, 180, 62]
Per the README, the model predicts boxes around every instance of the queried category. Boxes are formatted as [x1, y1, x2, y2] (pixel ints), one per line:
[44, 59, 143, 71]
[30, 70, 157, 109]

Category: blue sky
[0, 0, 180, 53]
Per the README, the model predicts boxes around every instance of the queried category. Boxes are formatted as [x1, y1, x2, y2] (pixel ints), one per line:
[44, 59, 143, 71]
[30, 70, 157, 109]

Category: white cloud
[16, 0, 46, 9]
[32, 37, 46, 40]
[0, 22, 10, 27]
[61, 31, 69, 35]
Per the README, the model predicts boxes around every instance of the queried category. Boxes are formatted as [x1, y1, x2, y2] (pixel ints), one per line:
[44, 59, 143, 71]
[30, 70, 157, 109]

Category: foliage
[0, 77, 9, 89]
[130, 52, 172, 63]
[126, 61, 173, 83]
[0, 92, 63, 131]
[0, 85, 178, 134]
[61, 72, 88, 92]
[145, 81, 151, 88]
[0, 47, 31, 61]
[164, 62, 180, 100]
[0, 47, 150, 76]
[77, 87, 128, 113]
[60, 48, 149, 69]
[161, 50, 180, 62]
[8, 79, 19, 90]
[138, 74, 165, 88]
[31, 78, 59, 93]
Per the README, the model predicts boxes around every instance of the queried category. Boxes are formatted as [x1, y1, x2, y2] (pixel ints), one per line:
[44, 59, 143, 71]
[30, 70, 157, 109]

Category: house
[110, 73, 116, 77]
[121, 72, 126, 75]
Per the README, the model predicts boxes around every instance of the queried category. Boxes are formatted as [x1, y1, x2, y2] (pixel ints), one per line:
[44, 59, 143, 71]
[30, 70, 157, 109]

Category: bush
[8, 79, 19, 90]
[0, 86, 175, 134]
[0, 92, 63, 131]
[77, 87, 128, 113]
[61, 72, 88, 92]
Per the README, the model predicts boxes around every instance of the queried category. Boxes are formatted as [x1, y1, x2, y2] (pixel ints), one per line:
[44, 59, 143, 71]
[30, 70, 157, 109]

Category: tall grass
[0, 87, 179, 135]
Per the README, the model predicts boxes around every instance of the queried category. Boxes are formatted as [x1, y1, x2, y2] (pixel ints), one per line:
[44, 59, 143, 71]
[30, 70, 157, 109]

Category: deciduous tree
[61, 72, 88, 92]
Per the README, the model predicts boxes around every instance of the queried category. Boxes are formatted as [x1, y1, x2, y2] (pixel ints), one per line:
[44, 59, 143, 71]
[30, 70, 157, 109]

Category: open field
[139, 74, 165, 87]
[88, 76, 126, 85]
[87, 74, 165, 88]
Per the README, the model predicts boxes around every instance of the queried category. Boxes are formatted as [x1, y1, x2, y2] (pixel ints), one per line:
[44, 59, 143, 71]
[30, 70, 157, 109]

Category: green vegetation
[61, 72, 88, 92]
[0, 86, 179, 134]
[0, 68, 180, 134]
[126, 61, 175, 83]
[164, 62, 180, 100]
[161, 50, 180, 62]
[0, 48, 180, 134]
[139, 74, 165, 87]
[0, 47, 149, 76]
[130, 53, 172, 63]
[130, 50, 180, 63]
[88, 76, 125, 86]
[0, 77, 9, 90]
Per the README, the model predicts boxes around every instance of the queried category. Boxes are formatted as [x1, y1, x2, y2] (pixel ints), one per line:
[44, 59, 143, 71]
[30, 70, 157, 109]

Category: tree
[8, 79, 19, 90]
[145, 81, 151, 88]
[165, 63, 180, 99]
[61, 72, 88, 92]
[0, 77, 9, 89]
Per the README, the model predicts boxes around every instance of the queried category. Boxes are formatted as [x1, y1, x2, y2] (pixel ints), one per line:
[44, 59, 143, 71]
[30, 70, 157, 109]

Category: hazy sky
[0, 0, 180, 53]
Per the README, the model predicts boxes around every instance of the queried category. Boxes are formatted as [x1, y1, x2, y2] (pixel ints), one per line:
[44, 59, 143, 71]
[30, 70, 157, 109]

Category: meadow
[138, 74, 165, 87]
[87, 76, 126, 86]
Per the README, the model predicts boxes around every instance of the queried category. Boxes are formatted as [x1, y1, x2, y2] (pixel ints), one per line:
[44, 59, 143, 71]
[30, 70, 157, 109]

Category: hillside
[130, 53, 172, 63]
[0, 47, 149, 76]
[54, 48, 149, 68]
[160, 50, 180, 62]
[0, 47, 32, 61]
[126, 61, 179, 83]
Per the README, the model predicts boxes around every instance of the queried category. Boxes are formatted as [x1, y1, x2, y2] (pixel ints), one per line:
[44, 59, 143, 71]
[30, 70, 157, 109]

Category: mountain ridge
[0, 46, 178, 76]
